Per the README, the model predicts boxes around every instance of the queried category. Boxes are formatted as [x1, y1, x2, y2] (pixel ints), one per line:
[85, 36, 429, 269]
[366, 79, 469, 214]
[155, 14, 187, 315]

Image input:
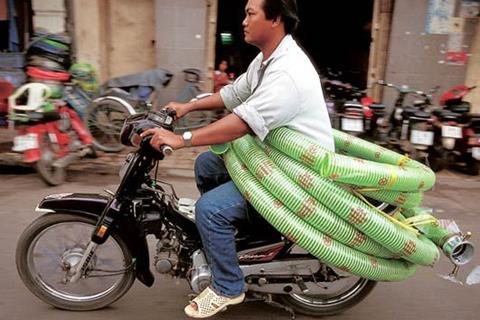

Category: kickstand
[262, 294, 296, 320]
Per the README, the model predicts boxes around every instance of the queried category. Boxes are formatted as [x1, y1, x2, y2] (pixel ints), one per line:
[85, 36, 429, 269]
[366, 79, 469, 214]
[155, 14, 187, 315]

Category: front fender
[37, 193, 154, 287]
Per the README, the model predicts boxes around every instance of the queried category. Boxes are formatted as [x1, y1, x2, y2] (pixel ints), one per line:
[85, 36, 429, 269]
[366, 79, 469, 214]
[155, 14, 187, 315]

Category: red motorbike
[12, 102, 95, 185]
[434, 85, 480, 175]
[3, 81, 95, 185]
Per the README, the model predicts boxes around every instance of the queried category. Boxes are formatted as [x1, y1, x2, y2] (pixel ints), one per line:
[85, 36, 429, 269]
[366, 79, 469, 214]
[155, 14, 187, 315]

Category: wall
[155, 0, 208, 105]
[108, 0, 156, 78]
[72, 0, 156, 83]
[383, 0, 478, 109]
[465, 21, 480, 112]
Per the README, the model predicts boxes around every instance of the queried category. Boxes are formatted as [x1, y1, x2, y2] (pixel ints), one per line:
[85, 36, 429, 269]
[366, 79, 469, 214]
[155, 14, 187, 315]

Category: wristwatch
[182, 131, 193, 147]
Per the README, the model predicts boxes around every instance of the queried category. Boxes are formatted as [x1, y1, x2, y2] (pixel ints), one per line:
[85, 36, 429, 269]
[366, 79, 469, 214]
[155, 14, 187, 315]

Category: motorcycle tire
[35, 133, 66, 186]
[278, 278, 376, 317]
[84, 98, 133, 153]
[426, 144, 447, 172]
[465, 155, 479, 176]
[16, 213, 135, 311]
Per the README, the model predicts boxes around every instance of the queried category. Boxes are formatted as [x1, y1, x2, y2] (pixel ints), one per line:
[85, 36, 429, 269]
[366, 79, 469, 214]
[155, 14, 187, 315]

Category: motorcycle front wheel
[16, 213, 135, 311]
[35, 133, 66, 186]
[278, 275, 376, 316]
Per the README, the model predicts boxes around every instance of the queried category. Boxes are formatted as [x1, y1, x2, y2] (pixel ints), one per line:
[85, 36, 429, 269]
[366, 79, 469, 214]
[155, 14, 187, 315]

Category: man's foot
[184, 287, 245, 318]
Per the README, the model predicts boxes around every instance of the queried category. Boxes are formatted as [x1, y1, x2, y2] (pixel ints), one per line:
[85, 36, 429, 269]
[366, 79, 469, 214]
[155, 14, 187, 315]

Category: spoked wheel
[279, 272, 376, 316]
[16, 213, 135, 310]
[84, 99, 133, 152]
[35, 133, 66, 186]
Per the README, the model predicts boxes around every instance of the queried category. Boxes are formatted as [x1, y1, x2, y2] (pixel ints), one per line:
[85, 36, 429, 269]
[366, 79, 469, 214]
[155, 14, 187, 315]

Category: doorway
[215, 0, 375, 88]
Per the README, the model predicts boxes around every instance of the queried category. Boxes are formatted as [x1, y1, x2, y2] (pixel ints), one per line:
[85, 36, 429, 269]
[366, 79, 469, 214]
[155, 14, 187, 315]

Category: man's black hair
[262, 0, 299, 34]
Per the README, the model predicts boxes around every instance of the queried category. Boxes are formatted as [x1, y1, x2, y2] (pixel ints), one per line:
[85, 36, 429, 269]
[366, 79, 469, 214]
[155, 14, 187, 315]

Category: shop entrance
[215, 0, 375, 88]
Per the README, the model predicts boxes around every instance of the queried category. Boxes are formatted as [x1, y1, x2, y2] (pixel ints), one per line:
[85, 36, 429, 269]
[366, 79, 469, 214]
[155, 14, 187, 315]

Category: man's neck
[260, 32, 287, 61]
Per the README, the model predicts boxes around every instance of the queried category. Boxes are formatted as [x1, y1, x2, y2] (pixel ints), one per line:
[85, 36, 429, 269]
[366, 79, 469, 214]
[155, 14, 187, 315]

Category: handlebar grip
[161, 145, 173, 156]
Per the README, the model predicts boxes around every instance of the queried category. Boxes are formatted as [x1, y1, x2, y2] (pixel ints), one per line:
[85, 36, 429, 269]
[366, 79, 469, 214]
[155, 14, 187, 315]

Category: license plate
[410, 130, 434, 146]
[472, 147, 480, 160]
[341, 118, 364, 132]
[12, 133, 38, 152]
[442, 125, 462, 138]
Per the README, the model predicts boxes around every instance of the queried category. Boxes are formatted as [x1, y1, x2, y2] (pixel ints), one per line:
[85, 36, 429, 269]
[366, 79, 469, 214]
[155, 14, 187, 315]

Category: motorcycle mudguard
[37, 193, 155, 287]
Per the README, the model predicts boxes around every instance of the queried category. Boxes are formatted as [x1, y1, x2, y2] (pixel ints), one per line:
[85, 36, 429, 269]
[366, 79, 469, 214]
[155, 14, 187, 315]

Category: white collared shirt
[220, 35, 334, 151]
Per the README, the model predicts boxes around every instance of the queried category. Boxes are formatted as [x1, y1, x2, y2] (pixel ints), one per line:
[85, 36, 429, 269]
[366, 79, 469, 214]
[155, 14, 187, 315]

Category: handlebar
[376, 80, 439, 98]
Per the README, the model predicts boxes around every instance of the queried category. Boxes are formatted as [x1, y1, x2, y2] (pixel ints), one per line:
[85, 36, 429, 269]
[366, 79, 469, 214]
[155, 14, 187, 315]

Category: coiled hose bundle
[215, 128, 472, 281]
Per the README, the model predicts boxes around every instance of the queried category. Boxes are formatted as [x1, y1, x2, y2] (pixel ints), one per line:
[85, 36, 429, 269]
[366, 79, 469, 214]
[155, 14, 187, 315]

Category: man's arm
[189, 113, 251, 146]
[166, 92, 225, 118]
[140, 113, 251, 150]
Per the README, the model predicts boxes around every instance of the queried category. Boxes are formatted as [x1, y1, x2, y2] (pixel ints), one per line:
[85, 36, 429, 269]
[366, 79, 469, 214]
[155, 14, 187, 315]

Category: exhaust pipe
[442, 233, 474, 266]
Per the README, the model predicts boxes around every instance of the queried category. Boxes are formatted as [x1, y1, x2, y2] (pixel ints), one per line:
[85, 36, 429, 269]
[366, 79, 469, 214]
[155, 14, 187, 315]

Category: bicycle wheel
[84, 98, 133, 152]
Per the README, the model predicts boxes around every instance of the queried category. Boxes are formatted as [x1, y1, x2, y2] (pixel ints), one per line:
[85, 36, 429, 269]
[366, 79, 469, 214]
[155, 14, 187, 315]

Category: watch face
[183, 131, 193, 140]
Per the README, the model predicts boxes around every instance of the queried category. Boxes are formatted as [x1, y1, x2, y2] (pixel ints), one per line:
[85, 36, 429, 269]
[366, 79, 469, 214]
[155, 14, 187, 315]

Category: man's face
[243, 0, 273, 47]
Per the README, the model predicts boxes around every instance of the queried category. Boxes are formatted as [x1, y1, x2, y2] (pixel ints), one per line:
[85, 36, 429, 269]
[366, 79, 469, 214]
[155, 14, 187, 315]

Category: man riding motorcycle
[140, 0, 334, 317]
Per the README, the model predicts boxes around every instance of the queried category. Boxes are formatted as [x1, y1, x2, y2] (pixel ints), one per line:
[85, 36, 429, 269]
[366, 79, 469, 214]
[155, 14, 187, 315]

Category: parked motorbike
[321, 74, 379, 137]
[8, 83, 95, 185]
[376, 81, 446, 170]
[16, 109, 378, 317]
[434, 85, 480, 175]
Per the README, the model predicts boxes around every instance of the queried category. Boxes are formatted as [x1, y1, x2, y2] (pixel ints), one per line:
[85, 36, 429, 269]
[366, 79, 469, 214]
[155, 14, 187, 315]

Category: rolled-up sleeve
[220, 72, 251, 112]
[233, 69, 300, 140]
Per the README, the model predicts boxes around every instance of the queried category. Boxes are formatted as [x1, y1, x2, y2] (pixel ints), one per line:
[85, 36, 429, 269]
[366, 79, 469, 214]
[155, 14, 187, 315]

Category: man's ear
[272, 16, 282, 28]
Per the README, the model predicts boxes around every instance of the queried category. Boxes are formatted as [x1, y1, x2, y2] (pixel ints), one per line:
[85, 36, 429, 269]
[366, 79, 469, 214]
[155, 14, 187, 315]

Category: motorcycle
[16, 109, 377, 317]
[7, 83, 95, 185]
[434, 85, 480, 175]
[321, 73, 379, 137]
[376, 81, 445, 170]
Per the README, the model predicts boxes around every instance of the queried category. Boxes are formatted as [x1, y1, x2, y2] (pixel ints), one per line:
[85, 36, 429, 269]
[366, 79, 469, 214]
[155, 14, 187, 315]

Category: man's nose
[242, 17, 247, 26]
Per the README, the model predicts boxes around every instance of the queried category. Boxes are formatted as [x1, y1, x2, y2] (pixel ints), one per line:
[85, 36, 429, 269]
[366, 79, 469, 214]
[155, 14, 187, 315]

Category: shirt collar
[261, 34, 294, 67]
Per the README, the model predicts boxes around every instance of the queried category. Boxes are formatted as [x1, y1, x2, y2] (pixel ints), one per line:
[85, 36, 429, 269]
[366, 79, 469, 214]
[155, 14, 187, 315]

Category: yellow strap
[351, 189, 419, 235]
[387, 167, 399, 188]
[403, 214, 437, 227]
[397, 154, 410, 167]
[355, 187, 382, 192]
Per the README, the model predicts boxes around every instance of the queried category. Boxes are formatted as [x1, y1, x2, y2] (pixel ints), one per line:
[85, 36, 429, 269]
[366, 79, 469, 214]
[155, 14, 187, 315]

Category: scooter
[15, 109, 378, 318]
[8, 83, 95, 185]
[435, 85, 480, 175]
[376, 81, 444, 170]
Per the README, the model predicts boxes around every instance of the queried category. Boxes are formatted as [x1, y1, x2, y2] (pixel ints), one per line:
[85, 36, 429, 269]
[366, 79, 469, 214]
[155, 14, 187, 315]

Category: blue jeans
[194, 151, 247, 297]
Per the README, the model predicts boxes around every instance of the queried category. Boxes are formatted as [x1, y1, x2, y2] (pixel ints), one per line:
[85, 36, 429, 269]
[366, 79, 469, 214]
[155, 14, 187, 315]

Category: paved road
[0, 168, 479, 320]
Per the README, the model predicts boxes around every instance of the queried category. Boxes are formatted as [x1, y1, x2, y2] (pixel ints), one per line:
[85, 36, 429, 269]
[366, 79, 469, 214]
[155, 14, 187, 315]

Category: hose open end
[442, 233, 475, 266]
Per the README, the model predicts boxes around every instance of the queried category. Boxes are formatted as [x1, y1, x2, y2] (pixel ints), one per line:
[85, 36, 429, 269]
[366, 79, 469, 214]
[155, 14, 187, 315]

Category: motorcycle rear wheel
[16, 213, 135, 311]
[278, 276, 376, 316]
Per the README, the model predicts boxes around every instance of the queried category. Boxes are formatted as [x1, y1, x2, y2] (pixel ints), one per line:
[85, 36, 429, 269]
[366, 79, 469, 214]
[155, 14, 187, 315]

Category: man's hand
[140, 127, 185, 151]
[164, 101, 192, 119]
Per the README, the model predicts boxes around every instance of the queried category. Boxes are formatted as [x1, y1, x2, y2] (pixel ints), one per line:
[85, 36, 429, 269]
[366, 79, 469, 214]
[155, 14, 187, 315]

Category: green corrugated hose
[214, 127, 455, 281]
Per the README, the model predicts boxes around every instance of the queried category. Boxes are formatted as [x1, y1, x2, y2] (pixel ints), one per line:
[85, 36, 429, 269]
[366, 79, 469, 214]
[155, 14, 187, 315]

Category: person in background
[141, 0, 333, 317]
[213, 59, 231, 93]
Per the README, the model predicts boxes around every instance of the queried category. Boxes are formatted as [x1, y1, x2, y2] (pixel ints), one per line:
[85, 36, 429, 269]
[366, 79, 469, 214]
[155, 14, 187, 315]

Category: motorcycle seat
[438, 110, 462, 121]
[369, 103, 385, 110]
[11, 110, 61, 124]
[446, 102, 470, 114]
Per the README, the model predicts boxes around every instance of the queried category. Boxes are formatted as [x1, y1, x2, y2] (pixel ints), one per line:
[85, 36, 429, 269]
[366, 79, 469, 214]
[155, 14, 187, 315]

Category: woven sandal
[184, 286, 245, 318]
